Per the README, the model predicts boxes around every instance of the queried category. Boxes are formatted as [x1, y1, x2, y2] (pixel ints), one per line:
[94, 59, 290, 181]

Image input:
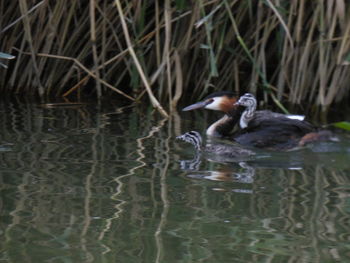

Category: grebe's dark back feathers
[233, 117, 316, 149]
[246, 114, 315, 134]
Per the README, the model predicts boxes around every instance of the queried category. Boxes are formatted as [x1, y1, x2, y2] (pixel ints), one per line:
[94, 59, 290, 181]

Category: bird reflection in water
[176, 131, 257, 190]
[175, 130, 321, 192]
[186, 162, 255, 184]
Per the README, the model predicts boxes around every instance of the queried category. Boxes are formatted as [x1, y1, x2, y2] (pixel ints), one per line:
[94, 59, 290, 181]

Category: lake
[0, 98, 349, 262]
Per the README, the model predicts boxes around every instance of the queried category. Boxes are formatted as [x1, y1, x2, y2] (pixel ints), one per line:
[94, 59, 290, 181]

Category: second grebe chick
[235, 93, 257, 128]
[234, 93, 337, 150]
[236, 93, 307, 129]
[177, 131, 255, 158]
[235, 93, 314, 131]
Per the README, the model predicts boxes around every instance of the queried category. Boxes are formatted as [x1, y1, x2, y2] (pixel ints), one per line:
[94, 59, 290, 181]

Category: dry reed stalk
[13, 49, 134, 101]
[1, 1, 45, 34]
[163, 0, 172, 110]
[155, 0, 161, 66]
[18, 0, 44, 96]
[265, 0, 294, 49]
[171, 50, 183, 109]
[114, 0, 168, 117]
[90, 0, 102, 97]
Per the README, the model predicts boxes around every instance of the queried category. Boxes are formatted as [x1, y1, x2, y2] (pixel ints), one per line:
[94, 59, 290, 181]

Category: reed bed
[0, 1, 349, 115]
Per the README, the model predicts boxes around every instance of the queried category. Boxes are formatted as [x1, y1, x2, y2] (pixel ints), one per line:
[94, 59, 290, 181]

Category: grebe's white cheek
[204, 97, 222, 111]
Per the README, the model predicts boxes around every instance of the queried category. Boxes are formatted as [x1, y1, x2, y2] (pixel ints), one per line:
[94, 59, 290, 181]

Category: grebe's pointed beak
[182, 100, 210, 111]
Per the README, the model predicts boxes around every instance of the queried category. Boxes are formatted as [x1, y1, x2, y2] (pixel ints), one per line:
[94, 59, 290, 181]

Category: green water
[0, 99, 349, 262]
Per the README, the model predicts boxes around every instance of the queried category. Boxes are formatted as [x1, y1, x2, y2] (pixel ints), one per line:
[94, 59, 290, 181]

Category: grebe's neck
[206, 107, 244, 137]
[240, 102, 256, 129]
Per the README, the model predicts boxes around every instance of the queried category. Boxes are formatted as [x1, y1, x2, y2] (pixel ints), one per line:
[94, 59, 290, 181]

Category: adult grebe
[234, 93, 338, 149]
[182, 92, 242, 137]
[182, 91, 304, 138]
[176, 131, 255, 158]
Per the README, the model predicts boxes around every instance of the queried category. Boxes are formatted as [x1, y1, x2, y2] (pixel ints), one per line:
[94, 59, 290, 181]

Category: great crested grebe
[176, 131, 255, 157]
[182, 91, 242, 137]
[183, 91, 337, 150]
[182, 91, 304, 138]
[234, 93, 338, 149]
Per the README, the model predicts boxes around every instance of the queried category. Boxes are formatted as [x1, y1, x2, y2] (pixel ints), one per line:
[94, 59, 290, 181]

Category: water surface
[0, 99, 350, 262]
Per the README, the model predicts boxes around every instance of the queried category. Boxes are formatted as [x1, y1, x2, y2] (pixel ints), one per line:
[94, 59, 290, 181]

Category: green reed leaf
[332, 121, 350, 131]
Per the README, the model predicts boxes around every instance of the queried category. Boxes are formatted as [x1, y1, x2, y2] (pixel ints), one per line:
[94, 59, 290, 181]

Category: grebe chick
[177, 131, 255, 158]
[235, 93, 256, 128]
[235, 93, 314, 130]
[235, 93, 307, 128]
[234, 93, 336, 150]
